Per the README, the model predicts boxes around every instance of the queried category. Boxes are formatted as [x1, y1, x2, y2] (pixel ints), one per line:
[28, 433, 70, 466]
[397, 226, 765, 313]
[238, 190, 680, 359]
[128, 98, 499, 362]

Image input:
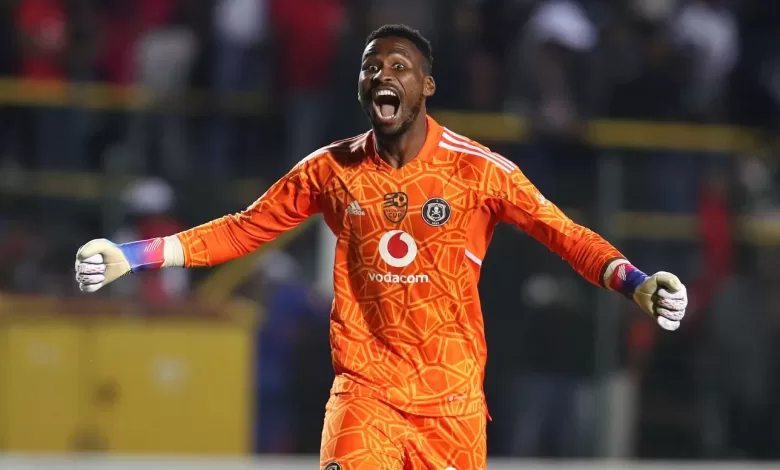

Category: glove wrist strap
[118, 238, 167, 272]
[607, 262, 648, 299]
[118, 236, 185, 272]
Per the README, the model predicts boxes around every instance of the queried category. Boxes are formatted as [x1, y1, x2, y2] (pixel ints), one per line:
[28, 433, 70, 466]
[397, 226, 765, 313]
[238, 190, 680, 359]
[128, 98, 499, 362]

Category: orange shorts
[319, 394, 487, 470]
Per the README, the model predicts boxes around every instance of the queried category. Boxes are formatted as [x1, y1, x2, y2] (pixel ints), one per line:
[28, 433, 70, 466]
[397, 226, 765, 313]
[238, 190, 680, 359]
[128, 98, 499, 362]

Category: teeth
[375, 89, 398, 98]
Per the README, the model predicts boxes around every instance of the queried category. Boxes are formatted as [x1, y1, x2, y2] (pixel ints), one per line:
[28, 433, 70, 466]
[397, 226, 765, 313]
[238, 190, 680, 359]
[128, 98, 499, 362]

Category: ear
[423, 76, 436, 98]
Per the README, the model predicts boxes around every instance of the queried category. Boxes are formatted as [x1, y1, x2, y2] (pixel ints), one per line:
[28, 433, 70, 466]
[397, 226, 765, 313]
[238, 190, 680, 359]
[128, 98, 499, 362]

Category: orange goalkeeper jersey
[177, 116, 624, 417]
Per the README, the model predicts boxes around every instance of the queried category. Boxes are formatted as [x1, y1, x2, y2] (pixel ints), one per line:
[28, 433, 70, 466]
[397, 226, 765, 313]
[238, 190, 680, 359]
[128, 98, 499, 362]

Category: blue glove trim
[608, 263, 649, 299]
[117, 238, 165, 273]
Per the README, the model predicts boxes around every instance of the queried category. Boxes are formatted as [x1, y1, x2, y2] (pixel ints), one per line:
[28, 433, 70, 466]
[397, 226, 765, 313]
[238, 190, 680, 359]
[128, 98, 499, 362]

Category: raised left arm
[487, 165, 687, 330]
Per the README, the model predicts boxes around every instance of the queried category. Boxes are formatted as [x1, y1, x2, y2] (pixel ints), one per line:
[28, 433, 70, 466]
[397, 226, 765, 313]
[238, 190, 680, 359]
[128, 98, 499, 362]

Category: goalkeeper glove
[607, 261, 688, 331]
[74, 237, 183, 293]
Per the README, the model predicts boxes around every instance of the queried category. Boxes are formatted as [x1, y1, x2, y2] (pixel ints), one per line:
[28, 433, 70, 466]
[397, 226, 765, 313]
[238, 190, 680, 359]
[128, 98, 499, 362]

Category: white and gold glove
[74, 236, 184, 293]
[605, 261, 688, 331]
[633, 271, 687, 331]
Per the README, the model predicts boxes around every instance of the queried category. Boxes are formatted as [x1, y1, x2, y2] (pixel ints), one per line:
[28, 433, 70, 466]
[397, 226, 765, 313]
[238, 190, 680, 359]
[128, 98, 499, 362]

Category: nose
[372, 65, 394, 84]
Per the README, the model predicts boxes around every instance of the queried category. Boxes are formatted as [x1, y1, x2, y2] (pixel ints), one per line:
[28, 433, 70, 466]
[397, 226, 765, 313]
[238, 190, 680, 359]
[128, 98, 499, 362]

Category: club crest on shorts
[421, 197, 451, 226]
[324, 462, 342, 470]
[383, 192, 408, 223]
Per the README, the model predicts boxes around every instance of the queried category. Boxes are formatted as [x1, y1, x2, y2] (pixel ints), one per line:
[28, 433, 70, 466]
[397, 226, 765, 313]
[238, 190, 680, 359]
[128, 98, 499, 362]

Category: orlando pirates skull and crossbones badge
[421, 198, 451, 226]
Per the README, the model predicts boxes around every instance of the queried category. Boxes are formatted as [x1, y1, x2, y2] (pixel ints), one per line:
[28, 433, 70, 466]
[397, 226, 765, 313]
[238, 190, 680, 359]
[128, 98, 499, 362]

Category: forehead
[362, 37, 423, 63]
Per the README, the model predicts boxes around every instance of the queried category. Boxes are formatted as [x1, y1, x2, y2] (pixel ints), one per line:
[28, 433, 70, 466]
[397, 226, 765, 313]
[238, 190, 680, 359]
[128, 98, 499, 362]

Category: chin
[372, 119, 405, 137]
[367, 110, 415, 138]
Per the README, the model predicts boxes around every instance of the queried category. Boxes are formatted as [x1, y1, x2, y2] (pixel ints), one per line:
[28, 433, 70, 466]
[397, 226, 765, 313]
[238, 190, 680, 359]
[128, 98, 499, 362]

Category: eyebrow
[362, 46, 415, 62]
[390, 47, 414, 60]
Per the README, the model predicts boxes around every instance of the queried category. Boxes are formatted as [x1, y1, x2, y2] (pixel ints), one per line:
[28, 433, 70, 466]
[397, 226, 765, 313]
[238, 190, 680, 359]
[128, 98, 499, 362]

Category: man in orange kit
[74, 25, 687, 470]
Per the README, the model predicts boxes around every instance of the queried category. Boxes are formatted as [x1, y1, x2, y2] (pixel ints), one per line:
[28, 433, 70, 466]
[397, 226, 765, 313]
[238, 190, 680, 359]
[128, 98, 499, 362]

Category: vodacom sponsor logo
[371, 230, 429, 284]
[378, 230, 417, 267]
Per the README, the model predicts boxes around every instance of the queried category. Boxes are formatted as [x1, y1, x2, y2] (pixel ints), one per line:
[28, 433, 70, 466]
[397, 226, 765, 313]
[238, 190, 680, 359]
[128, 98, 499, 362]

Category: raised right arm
[178, 162, 322, 267]
[75, 157, 325, 292]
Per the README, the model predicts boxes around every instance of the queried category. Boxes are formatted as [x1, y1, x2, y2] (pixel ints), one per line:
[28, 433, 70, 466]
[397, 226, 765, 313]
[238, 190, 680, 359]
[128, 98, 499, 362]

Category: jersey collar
[365, 115, 443, 167]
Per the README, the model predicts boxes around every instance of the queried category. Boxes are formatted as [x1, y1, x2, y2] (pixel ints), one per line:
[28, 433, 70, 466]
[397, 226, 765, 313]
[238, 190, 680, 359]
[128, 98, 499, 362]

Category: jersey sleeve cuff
[162, 235, 185, 268]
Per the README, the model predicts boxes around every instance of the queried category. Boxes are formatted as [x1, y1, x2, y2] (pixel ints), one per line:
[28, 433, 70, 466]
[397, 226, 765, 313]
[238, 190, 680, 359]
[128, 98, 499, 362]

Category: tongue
[380, 104, 396, 117]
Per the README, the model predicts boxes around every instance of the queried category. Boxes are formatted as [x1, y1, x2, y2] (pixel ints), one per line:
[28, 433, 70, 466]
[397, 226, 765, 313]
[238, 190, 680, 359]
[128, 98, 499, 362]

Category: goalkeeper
[74, 24, 687, 470]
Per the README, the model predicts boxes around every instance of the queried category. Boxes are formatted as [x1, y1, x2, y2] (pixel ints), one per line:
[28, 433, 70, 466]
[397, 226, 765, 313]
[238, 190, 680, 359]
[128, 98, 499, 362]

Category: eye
[364, 64, 379, 73]
[393, 63, 405, 70]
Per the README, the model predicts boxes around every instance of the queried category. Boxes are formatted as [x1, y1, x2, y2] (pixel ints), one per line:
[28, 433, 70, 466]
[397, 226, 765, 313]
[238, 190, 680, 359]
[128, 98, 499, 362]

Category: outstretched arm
[75, 160, 323, 292]
[176, 166, 320, 267]
[488, 165, 687, 330]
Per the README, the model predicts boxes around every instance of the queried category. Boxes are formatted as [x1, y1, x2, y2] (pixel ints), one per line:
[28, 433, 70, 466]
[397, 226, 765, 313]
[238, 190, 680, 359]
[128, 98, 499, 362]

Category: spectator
[509, 0, 599, 203]
[727, 0, 780, 129]
[64, 0, 99, 172]
[112, 177, 189, 304]
[16, 0, 68, 82]
[604, 4, 687, 120]
[128, 0, 198, 179]
[94, 1, 137, 86]
[767, 250, 780, 458]
[209, 0, 270, 180]
[0, 0, 20, 169]
[509, 270, 594, 458]
[689, 169, 734, 318]
[365, 0, 439, 40]
[517, 0, 597, 135]
[15, 0, 73, 169]
[249, 250, 330, 454]
[698, 247, 772, 458]
[673, 0, 739, 121]
[271, 0, 345, 166]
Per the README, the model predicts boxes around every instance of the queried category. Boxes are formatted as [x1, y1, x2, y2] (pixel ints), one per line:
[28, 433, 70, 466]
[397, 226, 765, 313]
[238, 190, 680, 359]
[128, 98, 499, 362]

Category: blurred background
[1, 0, 780, 467]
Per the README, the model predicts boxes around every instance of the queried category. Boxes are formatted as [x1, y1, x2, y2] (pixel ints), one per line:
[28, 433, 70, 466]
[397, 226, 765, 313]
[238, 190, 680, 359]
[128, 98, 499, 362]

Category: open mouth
[372, 89, 401, 123]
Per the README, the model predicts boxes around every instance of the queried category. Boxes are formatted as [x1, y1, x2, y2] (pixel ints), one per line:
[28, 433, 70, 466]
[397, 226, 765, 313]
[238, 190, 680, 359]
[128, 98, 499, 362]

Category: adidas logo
[346, 201, 366, 216]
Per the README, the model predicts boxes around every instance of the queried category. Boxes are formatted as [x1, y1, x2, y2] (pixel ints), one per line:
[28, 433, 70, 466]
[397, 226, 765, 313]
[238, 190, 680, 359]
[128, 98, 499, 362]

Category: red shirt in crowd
[271, 0, 345, 91]
[96, 0, 175, 84]
[16, 0, 68, 80]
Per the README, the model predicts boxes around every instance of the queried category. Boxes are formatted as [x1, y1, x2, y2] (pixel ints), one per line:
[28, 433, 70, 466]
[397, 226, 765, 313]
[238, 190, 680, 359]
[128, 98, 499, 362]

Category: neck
[374, 113, 428, 169]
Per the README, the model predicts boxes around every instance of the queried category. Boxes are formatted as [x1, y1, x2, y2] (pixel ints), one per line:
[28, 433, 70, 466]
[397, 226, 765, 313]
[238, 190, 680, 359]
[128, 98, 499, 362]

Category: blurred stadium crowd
[2, 0, 780, 461]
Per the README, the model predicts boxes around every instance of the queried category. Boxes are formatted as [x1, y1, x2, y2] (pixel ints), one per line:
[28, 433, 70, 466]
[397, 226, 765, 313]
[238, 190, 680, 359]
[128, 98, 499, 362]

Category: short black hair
[365, 24, 433, 74]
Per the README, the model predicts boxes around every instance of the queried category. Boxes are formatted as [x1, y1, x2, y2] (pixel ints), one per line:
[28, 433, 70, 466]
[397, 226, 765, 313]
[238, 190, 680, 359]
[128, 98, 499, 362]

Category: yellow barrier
[0, 78, 267, 114]
[0, 299, 252, 455]
[0, 78, 764, 151]
[433, 111, 763, 153]
[0, 320, 84, 452]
